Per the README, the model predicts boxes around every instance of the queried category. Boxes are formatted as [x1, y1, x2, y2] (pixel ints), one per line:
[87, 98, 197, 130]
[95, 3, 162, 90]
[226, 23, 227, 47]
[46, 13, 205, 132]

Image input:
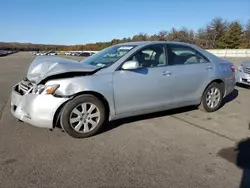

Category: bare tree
[245, 20, 250, 42]
[157, 30, 168, 41]
[205, 17, 229, 48]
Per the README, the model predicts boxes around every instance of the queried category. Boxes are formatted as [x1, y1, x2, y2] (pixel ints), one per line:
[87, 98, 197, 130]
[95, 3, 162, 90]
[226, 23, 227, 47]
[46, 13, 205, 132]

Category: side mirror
[122, 60, 140, 70]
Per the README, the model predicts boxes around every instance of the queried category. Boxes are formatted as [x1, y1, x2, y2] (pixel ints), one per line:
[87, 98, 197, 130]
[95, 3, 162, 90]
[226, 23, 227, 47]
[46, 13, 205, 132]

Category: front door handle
[162, 71, 172, 76]
[206, 66, 212, 70]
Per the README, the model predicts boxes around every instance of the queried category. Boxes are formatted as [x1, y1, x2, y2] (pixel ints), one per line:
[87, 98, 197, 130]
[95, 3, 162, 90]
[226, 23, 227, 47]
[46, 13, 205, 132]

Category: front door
[113, 44, 174, 115]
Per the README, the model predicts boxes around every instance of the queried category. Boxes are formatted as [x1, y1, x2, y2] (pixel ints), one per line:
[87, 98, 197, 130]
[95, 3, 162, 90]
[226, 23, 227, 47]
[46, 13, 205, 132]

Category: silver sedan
[236, 61, 250, 86]
[11, 41, 236, 138]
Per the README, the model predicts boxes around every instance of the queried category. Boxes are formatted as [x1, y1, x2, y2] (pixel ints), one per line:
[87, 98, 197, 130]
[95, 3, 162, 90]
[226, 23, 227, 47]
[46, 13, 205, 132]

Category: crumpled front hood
[27, 56, 98, 83]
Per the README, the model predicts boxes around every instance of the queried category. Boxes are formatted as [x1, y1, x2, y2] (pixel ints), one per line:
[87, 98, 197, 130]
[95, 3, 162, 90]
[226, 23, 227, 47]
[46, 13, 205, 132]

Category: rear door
[165, 44, 213, 104]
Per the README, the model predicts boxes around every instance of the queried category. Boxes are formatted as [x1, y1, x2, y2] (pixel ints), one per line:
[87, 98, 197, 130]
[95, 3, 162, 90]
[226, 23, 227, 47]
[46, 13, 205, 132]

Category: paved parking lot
[0, 52, 250, 188]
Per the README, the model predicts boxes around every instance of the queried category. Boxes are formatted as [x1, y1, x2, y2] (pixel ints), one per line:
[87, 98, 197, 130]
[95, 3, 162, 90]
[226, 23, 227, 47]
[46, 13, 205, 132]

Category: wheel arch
[200, 79, 225, 102]
[52, 91, 111, 129]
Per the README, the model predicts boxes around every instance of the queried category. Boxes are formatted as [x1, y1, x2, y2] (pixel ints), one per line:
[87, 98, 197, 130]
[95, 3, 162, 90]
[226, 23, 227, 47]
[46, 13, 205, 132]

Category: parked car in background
[64, 52, 71, 56]
[33, 51, 57, 56]
[71, 52, 80, 56]
[0, 50, 7, 56]
[10, 41, 236, 138]
[38, 51, 47, 56]
[33, 51, 41, 55]
[47, 51, 57, 56]
[0, 50, 16, 56]
[78, 52, 94, 58]
[32, 51, 38, 55]
[236, 61, 250, 86]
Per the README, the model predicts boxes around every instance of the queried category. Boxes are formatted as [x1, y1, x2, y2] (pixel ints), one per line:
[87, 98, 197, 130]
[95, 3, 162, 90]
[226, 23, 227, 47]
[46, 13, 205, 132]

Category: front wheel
[199, 82, 223, 112]
[60, 94, 106, 138]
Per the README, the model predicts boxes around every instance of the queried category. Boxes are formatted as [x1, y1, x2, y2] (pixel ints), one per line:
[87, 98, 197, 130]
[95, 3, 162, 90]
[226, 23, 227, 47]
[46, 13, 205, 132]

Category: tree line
[1, 17, 249, 51]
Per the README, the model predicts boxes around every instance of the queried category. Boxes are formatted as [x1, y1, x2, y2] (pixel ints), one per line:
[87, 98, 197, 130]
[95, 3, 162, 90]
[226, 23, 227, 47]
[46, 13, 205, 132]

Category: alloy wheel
[206, 87, 221, 109]
[69, 102, 100, 133]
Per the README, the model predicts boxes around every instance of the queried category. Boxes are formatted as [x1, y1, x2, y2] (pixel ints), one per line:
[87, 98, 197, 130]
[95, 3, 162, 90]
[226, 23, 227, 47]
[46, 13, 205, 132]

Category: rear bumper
[236, 71, 250, 86]
[224, 74, 236, 97]
[11, 84, 69, 129]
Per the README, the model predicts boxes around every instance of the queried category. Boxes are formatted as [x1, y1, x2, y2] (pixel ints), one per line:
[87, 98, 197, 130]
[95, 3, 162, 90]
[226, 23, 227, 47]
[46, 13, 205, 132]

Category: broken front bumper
[236, 71, 250, 86]
[11, 83, 68, 129]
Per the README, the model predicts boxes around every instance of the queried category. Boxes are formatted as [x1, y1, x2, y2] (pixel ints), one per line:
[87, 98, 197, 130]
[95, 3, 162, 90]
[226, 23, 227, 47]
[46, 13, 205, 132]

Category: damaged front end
[27, 56, 100, 84]
[11, 79, 69, 129]
[15, 56, 101, 97]
[11, 56, 102, 129]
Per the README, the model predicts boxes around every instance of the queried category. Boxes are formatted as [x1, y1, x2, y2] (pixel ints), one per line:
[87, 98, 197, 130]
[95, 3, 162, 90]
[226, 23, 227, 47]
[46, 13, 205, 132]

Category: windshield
[80, 45, 137, 67]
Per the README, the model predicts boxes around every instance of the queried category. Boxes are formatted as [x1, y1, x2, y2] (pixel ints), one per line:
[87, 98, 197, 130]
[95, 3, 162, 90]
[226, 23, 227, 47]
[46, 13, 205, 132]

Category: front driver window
[127, 45, 166, 68]
[166, 44, 209, 66]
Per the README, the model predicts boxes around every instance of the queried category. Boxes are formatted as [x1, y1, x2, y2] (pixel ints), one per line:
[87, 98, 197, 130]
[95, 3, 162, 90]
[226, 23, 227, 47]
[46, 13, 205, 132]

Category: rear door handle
[162, 71, 172, 76]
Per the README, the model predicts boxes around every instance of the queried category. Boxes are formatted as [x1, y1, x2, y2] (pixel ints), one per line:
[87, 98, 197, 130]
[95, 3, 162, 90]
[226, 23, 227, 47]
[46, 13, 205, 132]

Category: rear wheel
[60, 94, 106, 138]
[199, 82, 223, 112]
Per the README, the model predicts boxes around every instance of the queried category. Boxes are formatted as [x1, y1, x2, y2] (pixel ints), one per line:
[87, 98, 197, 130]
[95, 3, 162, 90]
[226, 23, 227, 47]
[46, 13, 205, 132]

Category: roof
[119, 41, 195, 47]
[118, 40, 222, 63]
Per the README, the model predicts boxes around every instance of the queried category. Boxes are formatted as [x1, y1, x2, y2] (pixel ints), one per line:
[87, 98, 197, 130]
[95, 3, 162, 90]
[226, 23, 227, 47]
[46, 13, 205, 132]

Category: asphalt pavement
[0, 52, 250, 188]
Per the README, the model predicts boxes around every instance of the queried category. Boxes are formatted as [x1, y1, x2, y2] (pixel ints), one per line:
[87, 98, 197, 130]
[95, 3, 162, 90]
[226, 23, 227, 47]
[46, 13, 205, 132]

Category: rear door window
[166, 44, 209, 66]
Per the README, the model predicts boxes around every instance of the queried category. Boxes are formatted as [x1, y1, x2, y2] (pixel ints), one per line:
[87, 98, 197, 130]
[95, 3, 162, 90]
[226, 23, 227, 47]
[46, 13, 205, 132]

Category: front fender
[46, 74, 116, 120]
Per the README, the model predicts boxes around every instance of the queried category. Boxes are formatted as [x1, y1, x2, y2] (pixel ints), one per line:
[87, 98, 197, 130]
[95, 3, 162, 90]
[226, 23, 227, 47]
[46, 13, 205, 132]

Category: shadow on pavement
[101, 106, 197, 133]
[56, 89, 238, 134]
[221, 89, 238, 107]
[218, 138, 250, 188]
[102, 89, 239, 134]
[237, 138, 250, 188]
[236, 83, 250, 89]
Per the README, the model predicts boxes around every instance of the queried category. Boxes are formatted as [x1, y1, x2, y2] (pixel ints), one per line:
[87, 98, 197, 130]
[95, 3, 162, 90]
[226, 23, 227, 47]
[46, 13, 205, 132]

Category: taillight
[230, 65, 236, 73]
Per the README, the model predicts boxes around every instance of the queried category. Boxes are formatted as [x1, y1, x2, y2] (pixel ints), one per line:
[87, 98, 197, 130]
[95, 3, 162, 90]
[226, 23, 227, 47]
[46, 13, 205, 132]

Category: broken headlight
[32, 84, 60, 95]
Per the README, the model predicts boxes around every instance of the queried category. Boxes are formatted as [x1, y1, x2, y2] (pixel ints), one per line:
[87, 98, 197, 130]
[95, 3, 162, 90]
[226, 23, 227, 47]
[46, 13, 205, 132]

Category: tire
[60, 94, 106, 138]
[199, 82, 223, 112]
